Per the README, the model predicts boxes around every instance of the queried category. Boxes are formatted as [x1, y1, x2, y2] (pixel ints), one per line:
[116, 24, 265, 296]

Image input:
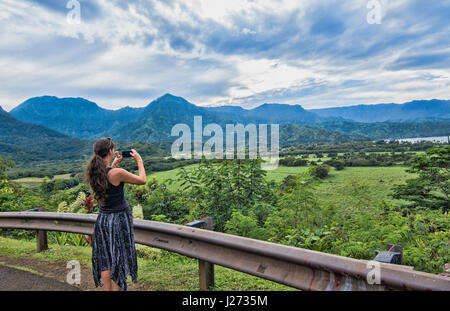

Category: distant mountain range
[10, 96, 145, 139]
[4, 94, 450, 149]
[310, 99, 450, 122]
[0, 107, 166, 164]
[106, 94, 234, 143]
[205, 102, 326, 124]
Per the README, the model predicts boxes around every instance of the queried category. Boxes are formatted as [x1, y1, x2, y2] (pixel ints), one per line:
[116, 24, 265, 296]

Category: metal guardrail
[186, 217, 214, 290]
[0, 211, 449, 291]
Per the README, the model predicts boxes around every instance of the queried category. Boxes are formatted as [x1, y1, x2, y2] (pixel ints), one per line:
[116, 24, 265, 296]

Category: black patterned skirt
[92, 208, 138, 291]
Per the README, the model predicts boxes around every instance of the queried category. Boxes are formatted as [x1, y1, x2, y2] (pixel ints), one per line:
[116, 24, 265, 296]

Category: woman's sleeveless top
[99, 167, 130, 213]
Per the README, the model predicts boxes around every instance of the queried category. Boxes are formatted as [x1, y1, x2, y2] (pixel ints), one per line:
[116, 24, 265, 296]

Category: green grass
[0, 236, 294, 291]
[314, 166, 410, 207]
[150, 164, 199, 189]
[151, 164, 311, 190]
[150, 164, 410, 198]
[14, 173, 72, 183]
[265, 166, 310, 183]
[13, 174, 72, 189]
[150, 164, 411, 221]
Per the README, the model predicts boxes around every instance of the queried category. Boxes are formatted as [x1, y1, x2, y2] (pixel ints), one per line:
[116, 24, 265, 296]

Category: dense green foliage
[175, 159, 278, 232]
[0, 157, 46, 239]
[0, 156, 15, 180]
[1, 144, 449, 275]
[309, 164, 330, 179]
[392, 146, 450, 212]
[281, 140, 441, 156]
[279, 156, 308, 166]
[279, 124, 354, 146]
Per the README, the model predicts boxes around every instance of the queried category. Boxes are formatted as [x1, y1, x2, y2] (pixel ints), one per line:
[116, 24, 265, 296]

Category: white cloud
[0, 0, 448, 111]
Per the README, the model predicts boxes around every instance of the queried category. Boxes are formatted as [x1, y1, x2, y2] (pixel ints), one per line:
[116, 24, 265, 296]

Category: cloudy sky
[0, 0, 449, 111]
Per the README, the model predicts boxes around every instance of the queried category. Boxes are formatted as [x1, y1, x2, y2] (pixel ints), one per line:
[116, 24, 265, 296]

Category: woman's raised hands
[130, 149, 143, 164]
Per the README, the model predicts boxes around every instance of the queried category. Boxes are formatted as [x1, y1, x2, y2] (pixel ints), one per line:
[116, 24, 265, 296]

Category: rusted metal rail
[0, 211, 449, 291]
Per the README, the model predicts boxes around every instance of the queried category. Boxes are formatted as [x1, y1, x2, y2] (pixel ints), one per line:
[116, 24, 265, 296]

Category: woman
[84, 137, 146, 291]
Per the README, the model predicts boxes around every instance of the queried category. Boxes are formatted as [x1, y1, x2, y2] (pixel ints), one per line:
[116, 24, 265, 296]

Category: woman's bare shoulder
[109, 167, 146, 185]
[109, 167, 127, 174]
[108, 168, 128, 185]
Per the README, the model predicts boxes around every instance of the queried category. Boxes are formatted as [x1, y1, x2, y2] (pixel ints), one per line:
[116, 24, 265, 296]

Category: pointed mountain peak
[145, 93, 194, 111]
[157, 93, 190, 103]
[160, 93, 179, 99]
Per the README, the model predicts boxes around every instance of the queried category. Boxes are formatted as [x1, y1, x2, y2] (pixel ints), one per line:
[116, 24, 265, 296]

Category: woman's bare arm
[109, 149, 146, 185]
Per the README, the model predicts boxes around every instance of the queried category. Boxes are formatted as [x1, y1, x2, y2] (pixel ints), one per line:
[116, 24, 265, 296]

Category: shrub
[310, 164, 330, 179]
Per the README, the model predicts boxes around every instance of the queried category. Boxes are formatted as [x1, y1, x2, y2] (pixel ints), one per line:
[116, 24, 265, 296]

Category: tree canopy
[393, 146, 450, 212]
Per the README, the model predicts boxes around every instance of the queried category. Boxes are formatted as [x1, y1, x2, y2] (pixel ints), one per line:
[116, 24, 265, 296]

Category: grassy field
[150, 164, 411, 222]
[151, 164, 409, 200]
[150, 164, 312, 188]
[12, 162, 410, 213]
[13, 174, 72, 189]
[150, 164, 199, 189]
[0, 236, 294, 291]
[312, 166, 411, 213]
[14, 173, 72, 182]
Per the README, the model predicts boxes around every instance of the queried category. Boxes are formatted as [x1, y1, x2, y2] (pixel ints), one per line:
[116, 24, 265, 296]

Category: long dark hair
[84, 137, 115, 206]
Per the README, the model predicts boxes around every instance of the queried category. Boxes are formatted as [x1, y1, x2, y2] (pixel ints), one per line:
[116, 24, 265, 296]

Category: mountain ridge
[309, 99, 450, 122]
[0, 107, 166, 164]
[7, 94, 450, 146]
[10, 96, 145, 139]
[0, 105, 93, 163]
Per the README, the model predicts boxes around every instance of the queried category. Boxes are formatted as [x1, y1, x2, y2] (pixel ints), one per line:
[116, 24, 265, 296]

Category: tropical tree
[178, 159, 277, 231]
[0, 156, 15, 180]
[392, 146, 450, 212]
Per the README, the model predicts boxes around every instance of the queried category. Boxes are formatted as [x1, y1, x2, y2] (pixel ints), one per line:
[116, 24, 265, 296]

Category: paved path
[0, 264, 80, 291]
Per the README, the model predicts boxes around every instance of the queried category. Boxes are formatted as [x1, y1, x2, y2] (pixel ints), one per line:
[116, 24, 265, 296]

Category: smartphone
[122, 150, 132, 158]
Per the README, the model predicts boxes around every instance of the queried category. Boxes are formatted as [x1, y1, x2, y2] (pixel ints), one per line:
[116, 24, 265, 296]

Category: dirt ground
[0, 256, 150, 291]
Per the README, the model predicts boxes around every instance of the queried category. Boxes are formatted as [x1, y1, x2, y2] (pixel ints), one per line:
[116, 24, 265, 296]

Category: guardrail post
[35, 207, 48, 252]
[187, 217, 215, 290]
[198, 217, 214, 291]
